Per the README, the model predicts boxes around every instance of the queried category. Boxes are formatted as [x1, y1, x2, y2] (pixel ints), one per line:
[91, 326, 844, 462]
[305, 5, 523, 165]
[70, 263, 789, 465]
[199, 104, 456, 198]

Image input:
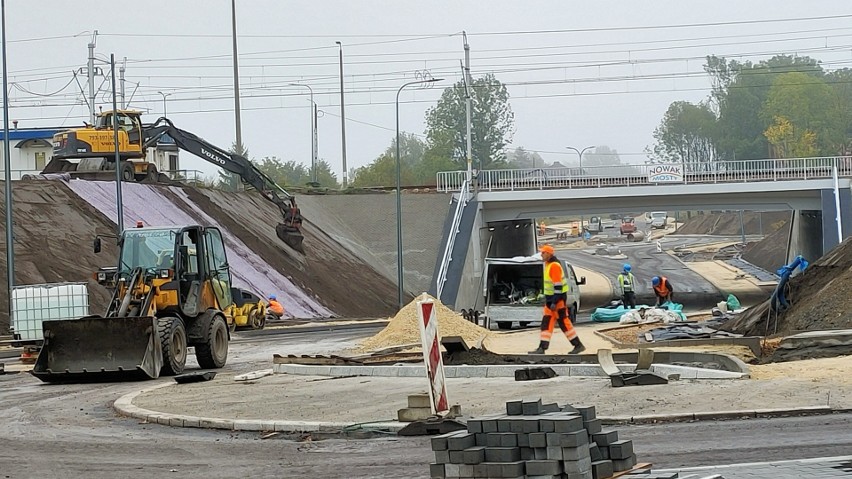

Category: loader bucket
[31, 316, 163, 384]
[276, 223, 304, 252]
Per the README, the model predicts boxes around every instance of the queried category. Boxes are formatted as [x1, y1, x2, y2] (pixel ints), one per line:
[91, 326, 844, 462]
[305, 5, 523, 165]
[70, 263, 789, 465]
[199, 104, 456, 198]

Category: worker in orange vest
[267, 294, 285, 318]
[651, 276, 674, 306]
[529, 244, 585, 355]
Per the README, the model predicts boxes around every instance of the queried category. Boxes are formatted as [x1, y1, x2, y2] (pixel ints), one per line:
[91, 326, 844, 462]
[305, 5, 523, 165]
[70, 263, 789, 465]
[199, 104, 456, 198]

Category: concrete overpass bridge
[430, 156, 852, 311]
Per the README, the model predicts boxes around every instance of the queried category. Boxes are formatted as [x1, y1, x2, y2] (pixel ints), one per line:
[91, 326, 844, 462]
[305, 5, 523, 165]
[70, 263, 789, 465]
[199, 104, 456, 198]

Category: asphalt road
[1, 326, 851, 478]
[562, 230, 740, 311]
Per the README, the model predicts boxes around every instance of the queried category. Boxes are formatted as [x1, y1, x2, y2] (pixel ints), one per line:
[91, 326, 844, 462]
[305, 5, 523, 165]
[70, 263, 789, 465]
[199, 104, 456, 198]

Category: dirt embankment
[186, 187, 403, 318]
[0, 182, 118, 331]
[741, 218, 792, 273]
[675, 211, 790, 236]
[722, 236, 852, 337]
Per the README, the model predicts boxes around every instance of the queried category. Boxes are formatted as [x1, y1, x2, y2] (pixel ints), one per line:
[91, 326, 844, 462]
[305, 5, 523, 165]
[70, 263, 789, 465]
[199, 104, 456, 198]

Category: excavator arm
[142, 118, 304, 251]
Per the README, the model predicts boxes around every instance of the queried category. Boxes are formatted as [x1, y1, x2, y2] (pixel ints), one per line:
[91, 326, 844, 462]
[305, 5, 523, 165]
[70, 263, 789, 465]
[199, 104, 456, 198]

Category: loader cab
[96, 110, 143, 145]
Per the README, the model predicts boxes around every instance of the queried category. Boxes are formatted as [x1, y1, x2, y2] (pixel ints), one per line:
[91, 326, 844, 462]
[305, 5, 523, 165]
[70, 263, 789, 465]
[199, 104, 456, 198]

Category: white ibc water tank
[10, 283, 89, 341]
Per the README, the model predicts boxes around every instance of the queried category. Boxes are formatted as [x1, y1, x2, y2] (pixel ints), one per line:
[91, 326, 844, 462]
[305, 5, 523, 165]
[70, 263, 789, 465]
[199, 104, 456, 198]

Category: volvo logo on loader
[201, 147, 227, 166]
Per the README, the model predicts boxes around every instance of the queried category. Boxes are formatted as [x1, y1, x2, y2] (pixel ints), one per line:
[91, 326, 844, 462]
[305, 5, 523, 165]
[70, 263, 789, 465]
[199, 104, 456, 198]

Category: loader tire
[195, 315, 229, 369]
[159, 317, 187, 376]
[119, 161, 135, 182]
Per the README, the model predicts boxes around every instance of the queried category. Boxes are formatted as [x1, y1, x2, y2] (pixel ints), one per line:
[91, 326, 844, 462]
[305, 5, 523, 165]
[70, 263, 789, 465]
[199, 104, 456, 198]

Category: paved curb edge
[112, 384, 852, 433]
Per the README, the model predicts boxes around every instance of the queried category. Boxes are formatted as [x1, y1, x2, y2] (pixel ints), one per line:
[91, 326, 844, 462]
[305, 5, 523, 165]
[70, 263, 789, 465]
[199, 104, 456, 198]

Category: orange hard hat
[539, 244, 555, 255]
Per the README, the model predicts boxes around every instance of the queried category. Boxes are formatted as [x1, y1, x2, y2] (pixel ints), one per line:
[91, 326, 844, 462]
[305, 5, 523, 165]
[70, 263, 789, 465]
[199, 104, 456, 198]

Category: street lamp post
[566, 145, 595, 232]
[1, 0, 14, 310]
[156, 91, 172, 118]
[335, 41, 347, 188]
[395, 78, 442, 309]
[288, 83, 317, 183]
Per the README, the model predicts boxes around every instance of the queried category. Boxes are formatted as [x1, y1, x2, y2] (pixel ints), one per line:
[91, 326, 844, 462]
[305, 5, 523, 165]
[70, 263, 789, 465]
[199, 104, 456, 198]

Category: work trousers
[540, 298, 577, 342]
[622, 291, 636, 309]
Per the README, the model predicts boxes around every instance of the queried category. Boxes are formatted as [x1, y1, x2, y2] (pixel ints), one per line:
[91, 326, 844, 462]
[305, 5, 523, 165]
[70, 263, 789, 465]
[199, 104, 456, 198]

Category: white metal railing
[436, 179, 470, 300]
[435, 156, 852, 192]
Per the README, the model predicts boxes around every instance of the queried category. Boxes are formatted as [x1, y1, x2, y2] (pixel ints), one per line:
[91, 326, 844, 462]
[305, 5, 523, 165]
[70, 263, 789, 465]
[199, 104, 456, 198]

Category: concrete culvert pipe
[627, 230, 645, 242]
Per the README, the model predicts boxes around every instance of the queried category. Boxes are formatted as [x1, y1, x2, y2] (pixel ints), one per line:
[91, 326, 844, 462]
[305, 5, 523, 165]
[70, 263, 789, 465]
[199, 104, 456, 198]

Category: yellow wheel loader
[32, 224, 242, 383]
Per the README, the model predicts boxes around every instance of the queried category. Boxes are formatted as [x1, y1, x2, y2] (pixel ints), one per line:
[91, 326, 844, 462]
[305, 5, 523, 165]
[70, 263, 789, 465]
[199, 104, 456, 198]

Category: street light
[335, 41, 347, 188]
[288, 83, 317, 183]
[566, 145, 594, 233]
[1, 0, 14, 312]
[156, 91, 172, 118]
[396, 77, 442, 309]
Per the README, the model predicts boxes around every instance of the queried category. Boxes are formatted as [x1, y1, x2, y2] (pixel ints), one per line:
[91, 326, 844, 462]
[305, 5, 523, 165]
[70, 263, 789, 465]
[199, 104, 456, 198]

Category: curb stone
[112, 384, 852, 433]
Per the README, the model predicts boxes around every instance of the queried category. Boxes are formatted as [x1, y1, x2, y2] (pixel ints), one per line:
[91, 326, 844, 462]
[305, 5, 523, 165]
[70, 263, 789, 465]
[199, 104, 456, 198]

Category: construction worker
[267, 294, 285, 318]
[617, 264, 637, 309]
[651, 276, 674, 306]
[529, 244, 585, 355]
[539, 220, 546, 236]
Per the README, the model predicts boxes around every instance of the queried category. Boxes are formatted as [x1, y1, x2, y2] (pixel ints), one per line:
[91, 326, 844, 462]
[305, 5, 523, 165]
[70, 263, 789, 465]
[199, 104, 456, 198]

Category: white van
[483, 255, 585, 330]
[649, 211, 668, 229]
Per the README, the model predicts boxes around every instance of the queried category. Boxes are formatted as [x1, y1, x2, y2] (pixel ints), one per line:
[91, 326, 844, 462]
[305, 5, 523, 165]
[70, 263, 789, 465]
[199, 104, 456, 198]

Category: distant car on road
[620, 217, 637, 235]
[649, 211, 668, 229]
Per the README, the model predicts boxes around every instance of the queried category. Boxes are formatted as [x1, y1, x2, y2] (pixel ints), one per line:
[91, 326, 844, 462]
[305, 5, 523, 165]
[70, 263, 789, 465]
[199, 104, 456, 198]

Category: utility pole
[2, 0, 15, 308]
[463, 31, 473, 183]
[336, 41, 348, 188]
[110, 54, 124, 234]
[313, 102, 319, 183]
[87, 31, 98, 124]
[231, 0, 242, 149]
[119, 57, 126, 109]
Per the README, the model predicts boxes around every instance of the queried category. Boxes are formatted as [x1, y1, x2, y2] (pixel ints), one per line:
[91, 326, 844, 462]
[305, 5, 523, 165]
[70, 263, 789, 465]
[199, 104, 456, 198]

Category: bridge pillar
[820, 187, 852, 253]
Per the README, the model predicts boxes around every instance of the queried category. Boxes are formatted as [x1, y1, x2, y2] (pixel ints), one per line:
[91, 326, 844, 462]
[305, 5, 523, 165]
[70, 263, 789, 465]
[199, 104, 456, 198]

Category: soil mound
[358, 293, 490, 352]
[741, 219, 792, 273]
[722, 236, 852, 337]
[675, 211, 789, 236]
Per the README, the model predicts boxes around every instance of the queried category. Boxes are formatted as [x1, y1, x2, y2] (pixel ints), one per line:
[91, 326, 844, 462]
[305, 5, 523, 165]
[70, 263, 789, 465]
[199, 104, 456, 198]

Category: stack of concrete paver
[429, 399, 640, 479]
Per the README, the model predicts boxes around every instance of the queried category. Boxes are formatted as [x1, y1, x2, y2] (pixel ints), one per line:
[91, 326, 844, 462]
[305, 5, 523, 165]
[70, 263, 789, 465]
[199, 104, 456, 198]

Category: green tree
[312, 160, 340, 188]
[350, 133, 425, 187]
[506, 147, 545, 169]
[650, 101, 718, 170]
[255, 156, 309, 186]
[825, 68, 852, 153]
[425, 73, 514, 170]
[760, 71, 843, 156]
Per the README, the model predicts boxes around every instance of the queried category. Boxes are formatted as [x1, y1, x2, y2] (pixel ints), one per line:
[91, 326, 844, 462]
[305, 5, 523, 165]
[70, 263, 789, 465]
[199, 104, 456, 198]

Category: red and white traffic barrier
[417, 296, 449, 415]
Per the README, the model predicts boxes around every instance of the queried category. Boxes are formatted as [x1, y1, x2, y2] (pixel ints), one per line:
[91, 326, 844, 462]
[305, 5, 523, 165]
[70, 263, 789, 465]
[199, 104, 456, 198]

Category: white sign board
[648, 164, 684, 183]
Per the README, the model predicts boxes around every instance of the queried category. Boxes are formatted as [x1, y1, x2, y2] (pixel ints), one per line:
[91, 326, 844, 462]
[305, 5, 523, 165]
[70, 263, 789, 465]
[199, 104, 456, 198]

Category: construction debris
[234, 369, 274, 382]
[427, 399, 647, 479]
[358, 294, 490, 352]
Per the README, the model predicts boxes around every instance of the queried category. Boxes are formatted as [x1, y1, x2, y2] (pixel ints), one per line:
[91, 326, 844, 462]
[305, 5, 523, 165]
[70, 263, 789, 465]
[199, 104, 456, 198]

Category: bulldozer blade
[31, 316, 163, 384]
[276, 224, 304, 252]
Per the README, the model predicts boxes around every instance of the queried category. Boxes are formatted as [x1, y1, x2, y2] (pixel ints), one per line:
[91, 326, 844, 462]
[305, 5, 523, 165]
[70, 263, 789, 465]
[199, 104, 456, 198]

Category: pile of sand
[358, 293, 491, 352]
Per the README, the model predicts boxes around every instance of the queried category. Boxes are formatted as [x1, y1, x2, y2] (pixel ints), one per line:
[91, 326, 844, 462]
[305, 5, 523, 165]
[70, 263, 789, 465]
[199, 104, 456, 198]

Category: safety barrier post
[417, 295, 449, 415]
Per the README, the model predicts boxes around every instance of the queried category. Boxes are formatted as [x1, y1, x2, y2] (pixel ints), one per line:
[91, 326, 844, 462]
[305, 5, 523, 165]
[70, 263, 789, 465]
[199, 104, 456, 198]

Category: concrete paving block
[562, 446, 592, 461]
[500, 461, 525, 477]
[484, 462, 502, 477]
[409, 394, 431, 408]
[541, 403, 561, 414]
[553, 416, 584, 433]
[456, 365, 488, 378]
[472, 463, 487, 477]
[448, 450, 464, 463]
[444, 463, 460, 477]
[486, 365, 522, 378]
[432, 435, 450, 451]
[608, 439, 634, 459]
[534, 447, 548, 459]
[500, 433, 518, 447]
[448, 433, 476, 450]
[458, 464, 474, 477]
[430, 463, 446, 478]
[563, 457, 593, 474]
[466, 419, 483, 434]
[485, 433, 502, 447]
[591, 430, 619, 447]
[546, 446, 563, 460]
[529, 432, 547, 448]
[167, 417, 185, 428]
[591, 460, 613, 479]
[538, 418, 555, 433]
[583, 418, 602, 435]
[396, 366, 427, 377]
[182, 418, 201, 428]
[613, 454, 637, 471]
[497, 419, 513, 432]
[526, 459, 562, 476]
[482, 419, 499, 433]
[442, 366, 458, 379]
[589, 443, 603, 461]
[574, 405, 596, 421]
[522, 398, 543, 416]
[600, 446, 609, 460]
[484, 447, 520, 462]
[517, 432, 530, 448]
[565, 471, 593, 479]
[474, 433, 487, 446]
[520, 447, 535, 460]
[434, 450, 450, 464]
[547, 431, 588, 447]
[506, 399, 523, 416]
[562, 403, 580, 414]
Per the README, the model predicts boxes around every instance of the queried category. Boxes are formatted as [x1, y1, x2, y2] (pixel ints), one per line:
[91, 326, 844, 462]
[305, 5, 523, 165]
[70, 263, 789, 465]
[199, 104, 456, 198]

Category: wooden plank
[609, 462, 652, 478]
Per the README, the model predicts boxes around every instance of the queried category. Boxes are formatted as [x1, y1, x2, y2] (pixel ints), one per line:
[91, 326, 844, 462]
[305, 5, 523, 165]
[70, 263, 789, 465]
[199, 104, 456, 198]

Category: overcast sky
[5, 1, 852, 180]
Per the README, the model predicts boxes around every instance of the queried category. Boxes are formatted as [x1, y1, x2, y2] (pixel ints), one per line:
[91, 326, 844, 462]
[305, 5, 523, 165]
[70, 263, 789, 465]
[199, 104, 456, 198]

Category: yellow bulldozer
[32, 223, 262, 383]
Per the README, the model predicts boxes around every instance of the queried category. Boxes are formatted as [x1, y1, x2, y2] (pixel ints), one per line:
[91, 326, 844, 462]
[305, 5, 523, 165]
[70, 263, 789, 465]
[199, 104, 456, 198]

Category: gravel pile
[358, 293, 491, 352]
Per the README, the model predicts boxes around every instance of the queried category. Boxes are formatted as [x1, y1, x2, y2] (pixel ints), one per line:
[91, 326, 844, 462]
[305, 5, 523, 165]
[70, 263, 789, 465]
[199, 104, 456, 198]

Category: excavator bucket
[31, 316, 163, 384]
[276, 224, 304, 252]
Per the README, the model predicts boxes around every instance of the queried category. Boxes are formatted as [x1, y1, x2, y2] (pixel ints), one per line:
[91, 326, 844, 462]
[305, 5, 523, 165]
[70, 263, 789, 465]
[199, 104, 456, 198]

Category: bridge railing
[435, 179, 470, 301]
[436, 156, 852, 193]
